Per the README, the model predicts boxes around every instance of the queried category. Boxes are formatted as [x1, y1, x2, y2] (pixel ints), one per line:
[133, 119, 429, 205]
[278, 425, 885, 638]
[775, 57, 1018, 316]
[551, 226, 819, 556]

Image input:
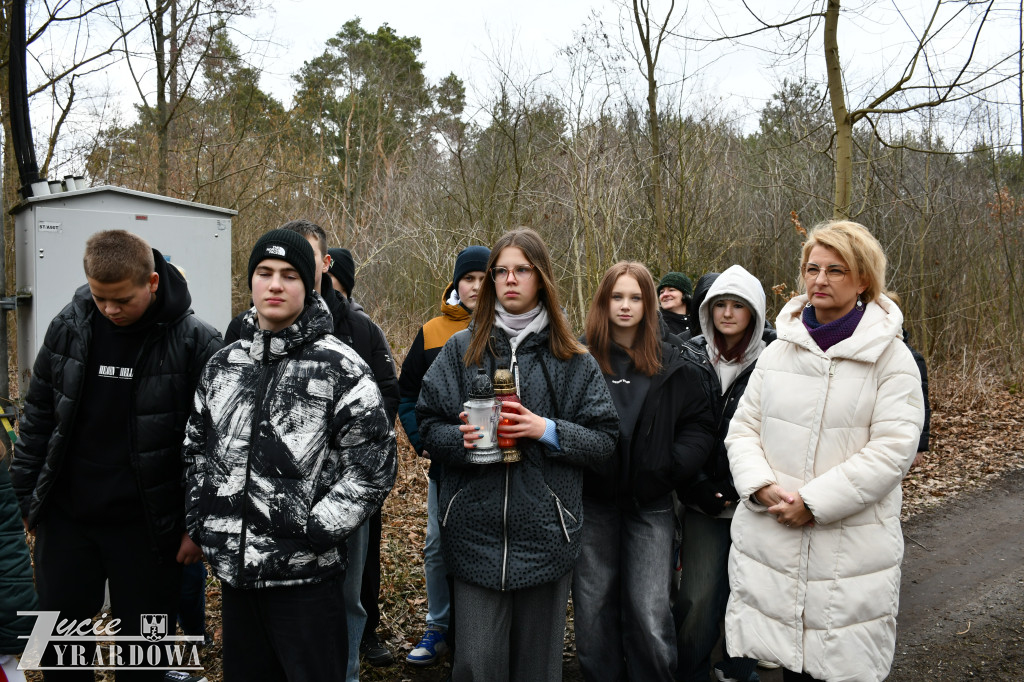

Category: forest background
[2, 0, 1024, 382]
[3, 3, 1024, 678]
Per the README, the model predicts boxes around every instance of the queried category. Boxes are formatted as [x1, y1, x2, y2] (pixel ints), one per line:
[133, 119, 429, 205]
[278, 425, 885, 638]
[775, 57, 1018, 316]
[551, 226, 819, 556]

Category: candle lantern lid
[468, 369, 494, 400]
[493, 369, 516, 393]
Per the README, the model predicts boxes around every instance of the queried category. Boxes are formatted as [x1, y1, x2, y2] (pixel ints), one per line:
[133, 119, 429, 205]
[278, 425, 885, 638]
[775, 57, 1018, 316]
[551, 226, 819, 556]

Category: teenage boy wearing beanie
[398, 244, 490, 666]
[183, 229, 397, 681]
[658, 271, 694, 339]
[11, 230, 222, 679]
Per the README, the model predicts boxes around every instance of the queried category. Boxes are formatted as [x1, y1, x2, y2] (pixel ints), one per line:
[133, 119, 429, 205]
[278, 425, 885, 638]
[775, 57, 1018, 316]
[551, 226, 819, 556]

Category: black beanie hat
[327, 248, 355, 296]
[248, 229, 316, 298]
[453, 245, 491, 286]
[658, 271, 694, 297]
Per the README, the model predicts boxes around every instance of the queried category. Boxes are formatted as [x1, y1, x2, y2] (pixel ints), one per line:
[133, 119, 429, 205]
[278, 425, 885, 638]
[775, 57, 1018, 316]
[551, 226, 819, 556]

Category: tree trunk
[155, 0, 169, 195]
[824, 0, 852, 219]
[633, 0, 670, 272]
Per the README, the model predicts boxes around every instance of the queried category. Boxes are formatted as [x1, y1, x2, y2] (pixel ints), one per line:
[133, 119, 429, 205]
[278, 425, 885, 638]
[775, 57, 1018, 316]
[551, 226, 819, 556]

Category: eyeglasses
[490, 264, 535, 282]
[802, 264, 849, 282]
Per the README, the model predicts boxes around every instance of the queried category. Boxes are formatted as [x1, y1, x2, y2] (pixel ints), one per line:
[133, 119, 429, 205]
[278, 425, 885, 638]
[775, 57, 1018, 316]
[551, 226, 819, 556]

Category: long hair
[585, 262, 662, 377]
[710, 297, 757, 364]
[465, 228, 587, 366]
[800, 220, 889, 303]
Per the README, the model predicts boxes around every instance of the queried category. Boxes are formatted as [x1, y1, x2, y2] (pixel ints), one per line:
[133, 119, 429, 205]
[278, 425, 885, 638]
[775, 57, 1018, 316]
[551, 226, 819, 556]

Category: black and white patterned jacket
[183, 295, 397, 589]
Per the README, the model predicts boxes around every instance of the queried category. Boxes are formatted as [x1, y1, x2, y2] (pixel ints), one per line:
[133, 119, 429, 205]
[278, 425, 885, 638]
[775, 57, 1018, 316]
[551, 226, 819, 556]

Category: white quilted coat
[724, 294, 924, 682]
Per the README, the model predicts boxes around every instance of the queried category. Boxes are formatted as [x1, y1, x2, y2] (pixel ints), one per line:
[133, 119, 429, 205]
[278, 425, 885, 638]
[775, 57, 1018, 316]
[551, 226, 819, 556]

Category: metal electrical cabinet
[13, 185, 235, 394]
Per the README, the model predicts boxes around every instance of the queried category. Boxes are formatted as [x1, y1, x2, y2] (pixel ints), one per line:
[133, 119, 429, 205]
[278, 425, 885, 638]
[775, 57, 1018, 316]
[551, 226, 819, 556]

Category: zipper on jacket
[128, 325, 167, 557]
[500, 463, 511, 590]
[829, 359, 838, 377]
[238, 331, 272, 583]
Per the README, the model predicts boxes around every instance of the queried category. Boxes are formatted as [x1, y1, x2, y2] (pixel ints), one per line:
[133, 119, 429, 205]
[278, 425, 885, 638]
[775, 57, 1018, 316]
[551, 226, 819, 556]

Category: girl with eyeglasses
[417, 228, 618, 681]
[723, 221, 925, 682]
[573, 262, 714, 682]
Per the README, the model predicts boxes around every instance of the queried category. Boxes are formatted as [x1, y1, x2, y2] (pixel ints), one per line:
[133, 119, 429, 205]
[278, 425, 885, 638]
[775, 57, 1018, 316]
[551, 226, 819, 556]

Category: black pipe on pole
[9, 0, 40, 199]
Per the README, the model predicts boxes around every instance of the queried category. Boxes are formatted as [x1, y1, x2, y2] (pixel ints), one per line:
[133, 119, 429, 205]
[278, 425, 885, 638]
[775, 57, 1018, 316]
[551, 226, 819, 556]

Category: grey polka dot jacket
[417, 325, 618, 591]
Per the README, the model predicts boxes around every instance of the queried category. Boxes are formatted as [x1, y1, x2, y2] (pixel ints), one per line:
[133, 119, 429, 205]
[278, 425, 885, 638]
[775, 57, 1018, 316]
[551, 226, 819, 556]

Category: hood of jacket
[776, 293, 905, 362]
[440, 281, 472, 323]
[698, 265, 767, 371]
[239, 292, 335, 362]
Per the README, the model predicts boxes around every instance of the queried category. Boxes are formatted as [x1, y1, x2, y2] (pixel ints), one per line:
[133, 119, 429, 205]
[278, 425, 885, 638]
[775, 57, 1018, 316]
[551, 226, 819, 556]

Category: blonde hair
[800, 220, 888, 303]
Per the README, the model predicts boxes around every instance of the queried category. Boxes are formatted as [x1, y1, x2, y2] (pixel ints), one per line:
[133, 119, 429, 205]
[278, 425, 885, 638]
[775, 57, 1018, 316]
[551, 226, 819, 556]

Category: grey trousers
[452, 572, 572, 682]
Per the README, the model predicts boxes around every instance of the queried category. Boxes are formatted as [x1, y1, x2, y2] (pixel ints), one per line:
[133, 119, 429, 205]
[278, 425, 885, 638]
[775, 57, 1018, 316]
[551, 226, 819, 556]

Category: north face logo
[265, 245, 286, 257]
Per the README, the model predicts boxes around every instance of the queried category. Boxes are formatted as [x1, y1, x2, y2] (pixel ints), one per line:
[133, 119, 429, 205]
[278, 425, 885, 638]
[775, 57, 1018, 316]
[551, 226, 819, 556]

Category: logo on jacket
[141, 614, 167, 642]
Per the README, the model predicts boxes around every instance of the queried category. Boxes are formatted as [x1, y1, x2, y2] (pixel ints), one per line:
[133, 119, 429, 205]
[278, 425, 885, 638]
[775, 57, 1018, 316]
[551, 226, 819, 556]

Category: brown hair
[83, 230, 155, 285]
[585, 262, 663, 377]
[710, 297, 757, 363]
[465, 228, 587, 366]
[800, 220, 889, 303]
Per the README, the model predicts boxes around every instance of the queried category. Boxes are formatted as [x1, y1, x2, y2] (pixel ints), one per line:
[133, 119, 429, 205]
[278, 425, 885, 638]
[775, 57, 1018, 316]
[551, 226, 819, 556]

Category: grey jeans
[452, 572, 572, 682]
[573, 497, 677, 682]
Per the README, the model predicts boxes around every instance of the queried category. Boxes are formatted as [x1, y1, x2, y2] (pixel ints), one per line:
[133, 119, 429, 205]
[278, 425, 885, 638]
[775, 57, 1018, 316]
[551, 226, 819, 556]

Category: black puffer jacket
[679, 331, 776, 510]
[11, 252, 223, 552]
[417, 323, 618, 592]
[1, 460, 37, 655]
[583, 340, 714, 506]
[184, 295, 397, 589]
[225, 279, 399, 424]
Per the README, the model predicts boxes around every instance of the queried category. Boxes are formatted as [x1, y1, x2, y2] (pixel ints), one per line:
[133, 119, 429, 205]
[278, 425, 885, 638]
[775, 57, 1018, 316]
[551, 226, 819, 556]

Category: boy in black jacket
[11, 230, 222, 679]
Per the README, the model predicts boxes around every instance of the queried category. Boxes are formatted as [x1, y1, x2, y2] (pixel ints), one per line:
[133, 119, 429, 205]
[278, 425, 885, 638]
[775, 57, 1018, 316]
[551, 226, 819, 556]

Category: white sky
[26, 0, 1023, 177]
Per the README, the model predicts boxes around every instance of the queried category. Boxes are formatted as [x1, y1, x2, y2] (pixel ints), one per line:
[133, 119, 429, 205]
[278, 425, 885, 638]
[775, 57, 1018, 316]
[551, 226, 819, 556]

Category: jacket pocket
[546, 485, 579, 543]
[442, 488, 463, 528]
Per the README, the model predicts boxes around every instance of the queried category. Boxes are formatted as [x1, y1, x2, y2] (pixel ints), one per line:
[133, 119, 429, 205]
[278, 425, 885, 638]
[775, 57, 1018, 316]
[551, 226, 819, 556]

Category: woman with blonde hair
[417, 228, 618, 681]
[724, 220, 925, 682]
[575, 261, 714, 681]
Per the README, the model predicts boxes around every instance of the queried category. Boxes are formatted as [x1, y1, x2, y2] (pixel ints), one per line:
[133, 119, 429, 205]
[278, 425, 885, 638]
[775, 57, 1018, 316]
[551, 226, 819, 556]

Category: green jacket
[1, 458, 37, 654]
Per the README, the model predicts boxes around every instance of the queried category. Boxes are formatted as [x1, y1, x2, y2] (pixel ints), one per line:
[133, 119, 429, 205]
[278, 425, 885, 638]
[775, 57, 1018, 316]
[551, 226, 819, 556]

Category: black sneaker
[360, 632, 395, 667]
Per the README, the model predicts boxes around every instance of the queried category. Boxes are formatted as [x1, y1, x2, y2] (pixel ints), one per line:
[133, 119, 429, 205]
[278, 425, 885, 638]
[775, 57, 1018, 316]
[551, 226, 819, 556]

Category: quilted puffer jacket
[0, 460, 37, 655]
[417, 320, 618, 592]
[724, 294, 924, 682]
[11, 251, 223, 552]
[183, 295, 397, 589]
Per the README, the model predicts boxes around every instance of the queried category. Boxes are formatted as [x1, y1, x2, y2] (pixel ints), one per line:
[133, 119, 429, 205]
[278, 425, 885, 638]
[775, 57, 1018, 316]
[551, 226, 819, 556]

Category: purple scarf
[802, 302, 865, 352]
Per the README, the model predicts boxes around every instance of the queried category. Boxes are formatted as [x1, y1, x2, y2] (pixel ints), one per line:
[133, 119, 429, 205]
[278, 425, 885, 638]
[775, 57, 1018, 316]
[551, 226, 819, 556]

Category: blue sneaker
[406, 625, 448, 666]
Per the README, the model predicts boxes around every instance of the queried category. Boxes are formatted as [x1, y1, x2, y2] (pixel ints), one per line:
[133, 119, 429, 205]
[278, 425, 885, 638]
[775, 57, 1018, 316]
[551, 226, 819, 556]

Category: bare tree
[694, 0, 1023, 218]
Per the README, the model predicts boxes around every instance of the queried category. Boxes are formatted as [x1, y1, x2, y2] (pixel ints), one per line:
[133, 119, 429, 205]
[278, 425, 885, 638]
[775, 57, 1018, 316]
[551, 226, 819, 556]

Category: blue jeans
[344, 519, 370, 681]
[425, 478, 450, 629]
[574, 497, 677, 682]
[673, 510, 757, 682]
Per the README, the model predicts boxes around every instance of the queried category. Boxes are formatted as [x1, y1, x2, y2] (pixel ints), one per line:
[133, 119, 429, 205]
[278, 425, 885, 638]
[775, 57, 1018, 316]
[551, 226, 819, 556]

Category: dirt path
[750, 467, 1024, 682]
